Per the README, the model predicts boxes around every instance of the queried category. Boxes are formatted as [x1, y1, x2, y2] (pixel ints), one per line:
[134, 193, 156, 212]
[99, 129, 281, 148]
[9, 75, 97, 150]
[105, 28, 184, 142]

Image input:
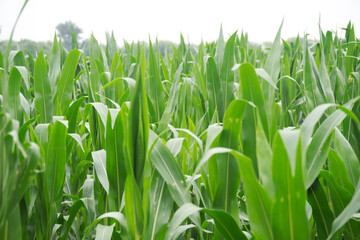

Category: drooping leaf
[92, 149, 109, 194]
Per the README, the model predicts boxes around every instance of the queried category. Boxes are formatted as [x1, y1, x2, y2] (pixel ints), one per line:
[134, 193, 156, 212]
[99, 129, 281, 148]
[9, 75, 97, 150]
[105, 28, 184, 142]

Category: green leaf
[271, 131, 309, 239]
[305, 98, 359, 188]
[34, 48, 52, 123]
[89, 36, 102, 101]
[264, 20, 283, 82]
[206, 57, 224, 122]
[100, 77, 136, 97]
[334, 128, 360, 186]
[214, 25, 225, 71]
[303, 41, 321, 112]
[83, 211, 127, 240]
[148, 131, 190, 206]
[322, 171, 360, 239]
[144, 171, 172, 240]
[147, 39, 165, 122]
[59, 200, 84, 240]
[213, 100, 246, 222]
[45, 120, 67, 202]
[6, 67, 23, 122]
[308, 179, 334, 240]
[166, 203, 201, 240]
[68, 133, 84, 152]
[92, 149, 109, 194]
[233, 151, 273, 240]
[128, 46, 149, 185]
[106, 110, 126, 210]
[65, 96, 86, 133]
[202, 209, 247, 240]
[328, 149, 355, 194]
[48, 34, 60, 89]
[239, 63, 269, 173]
[220, 32, 236, 110]
[256, 117, 273, 198]
[55, 49, 81, 115]
[125, 175, 143, 240]
[262, 20, 283, 111]
[255, 68, 278, 90]
[0, 205, 22, 240]
[148, 131, 200, 226]
[158, 63, 182, 133]
[166, 138, 185, 158]
[44, 120, 67, 232]
[95, 224, 115, 240]
[301, 103, 335, 154]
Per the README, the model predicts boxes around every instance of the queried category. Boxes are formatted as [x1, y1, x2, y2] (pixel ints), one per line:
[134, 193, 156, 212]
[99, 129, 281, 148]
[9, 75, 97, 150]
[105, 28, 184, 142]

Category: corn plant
[1, 2, 360, 239]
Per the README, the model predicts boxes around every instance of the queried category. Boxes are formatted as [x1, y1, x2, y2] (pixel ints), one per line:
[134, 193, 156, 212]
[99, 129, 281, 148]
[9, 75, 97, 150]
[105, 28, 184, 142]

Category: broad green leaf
[148, 131, 190, 206]
[89, 36, 102, 101]
[202, 209, 247, 240]
[233, 151, 273, 240]
[206, 57, 224, 122]
[255, 68, 278, 90]
[262, 20, 283, 112]
[106, 110, 126, 210]
[95, 224, 115, 240]
[319, 50, 335, 103]
[148, 131, 200, 226]
[328, 149, 355, 194]
[55, 49, 81, 115]
[148, 39, 165, 122]
[239, 63, 269, 139]
[303, 40, 321, 112]
[322, 171, 360, 239]
[144, 171, 172, 240]
[301, 103, 335, 153]
[158, 63, 182, 133]
[213, 100, 246, 222]
[48, 34, 60, 89]
[264, 20, 283, 82]
[83, 211, 127, 240]
[86, 102, 108, 127]
[125, 175, 143, 240]
[256, 117, 273, 197]
[92, 149, 109, 194]
[166, 138, 185, 158]
[100, 77, 136, 98]
[44, 120, 67, 233]
[68, 133, 84, 152]
[45, 121, 67, 204]
[308, 179, 335, 240]
[240, 63, 269, 173]
[166, 203, 201, 240]
[59, 200, 84, 240]
[271, 132, 309, 240]
[34, 48, 52, 123]
[305, 97, 359, 188]
[6, 67, 23, 122]
[65, 96, 86, 133]
[334, 128, 360, 186]
[220, 32, 236, 110]
[128, 46, 149, 186]
[0, 205, 22, 240]
[214, 25, 225, 71]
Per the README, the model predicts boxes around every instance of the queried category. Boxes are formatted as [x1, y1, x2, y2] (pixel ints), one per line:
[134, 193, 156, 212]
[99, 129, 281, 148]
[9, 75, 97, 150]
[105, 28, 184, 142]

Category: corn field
[1, 3, 360, 239]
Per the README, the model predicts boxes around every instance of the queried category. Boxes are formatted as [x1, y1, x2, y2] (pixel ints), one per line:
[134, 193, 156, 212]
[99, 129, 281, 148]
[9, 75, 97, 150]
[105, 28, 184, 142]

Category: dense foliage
[1, 18, 360, 239]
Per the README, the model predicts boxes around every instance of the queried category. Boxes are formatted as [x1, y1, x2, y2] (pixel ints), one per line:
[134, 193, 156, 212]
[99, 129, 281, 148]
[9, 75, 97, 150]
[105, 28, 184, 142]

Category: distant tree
[56, 21, 82, 50]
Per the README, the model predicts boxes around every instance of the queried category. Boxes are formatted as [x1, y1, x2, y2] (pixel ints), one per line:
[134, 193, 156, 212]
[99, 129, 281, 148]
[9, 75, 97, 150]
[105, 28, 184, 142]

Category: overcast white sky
[0, 0, 359, 44]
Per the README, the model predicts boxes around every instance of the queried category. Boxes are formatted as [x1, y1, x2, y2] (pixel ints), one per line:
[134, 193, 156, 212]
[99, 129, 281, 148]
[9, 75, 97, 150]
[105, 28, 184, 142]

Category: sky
[0, 0, 359, 45]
